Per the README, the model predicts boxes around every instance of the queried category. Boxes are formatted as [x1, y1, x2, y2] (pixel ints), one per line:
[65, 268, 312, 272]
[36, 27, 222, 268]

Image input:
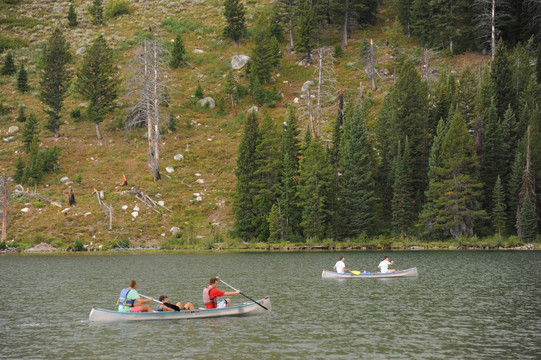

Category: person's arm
[134, 297, 152, 306]
[223, 290, 241, 296]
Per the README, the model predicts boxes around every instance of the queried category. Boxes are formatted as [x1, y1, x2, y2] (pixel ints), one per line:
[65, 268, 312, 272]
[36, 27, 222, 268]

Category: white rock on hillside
[231, 55, 250, 70]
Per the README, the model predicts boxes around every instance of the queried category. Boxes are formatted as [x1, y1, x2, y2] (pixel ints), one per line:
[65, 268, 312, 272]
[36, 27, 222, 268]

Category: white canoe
[322, 267, 418, 279]
[89, 297, 271, 322]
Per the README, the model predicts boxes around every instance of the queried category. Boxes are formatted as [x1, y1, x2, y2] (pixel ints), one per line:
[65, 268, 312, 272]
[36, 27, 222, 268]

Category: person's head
[339, 256, 345, 261]
[159, 295, 167, 302]
[209, 277, 219, 286]
[129, 279, 137, 288]
[383, 256, 389, 260]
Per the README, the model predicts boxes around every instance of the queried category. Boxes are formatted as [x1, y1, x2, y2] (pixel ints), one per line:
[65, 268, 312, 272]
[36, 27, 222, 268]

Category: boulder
[197, 97, 215, 109]
[25, 242, 58, 253]
[231, 55, 250, 70]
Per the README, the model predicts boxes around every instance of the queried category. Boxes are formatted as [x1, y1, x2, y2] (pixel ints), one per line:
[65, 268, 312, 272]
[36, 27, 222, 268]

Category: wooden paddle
[219, 279, 269, 311]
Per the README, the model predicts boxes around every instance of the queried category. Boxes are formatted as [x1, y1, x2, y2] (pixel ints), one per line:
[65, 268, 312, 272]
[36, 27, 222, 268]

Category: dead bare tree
[1, 173, 9, 244]
[361, 39, 378, 91]
[300, 47, 338, 138]
[474, 0, 510, 60]
[13, 185, 62, 207]
[125, 31, 168, 182]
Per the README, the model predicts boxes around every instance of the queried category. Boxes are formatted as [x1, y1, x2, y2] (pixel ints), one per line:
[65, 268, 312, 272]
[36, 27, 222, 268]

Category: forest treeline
[233, 40, 541, 243]
[1, 0, 541, 247]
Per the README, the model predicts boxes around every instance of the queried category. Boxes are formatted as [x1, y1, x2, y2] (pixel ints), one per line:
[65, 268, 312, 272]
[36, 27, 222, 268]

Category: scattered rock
[231, 54, 250, 70]
[25, 242, 58, 253]
[21, 207, 30, 213]
[131, 211, 139, 218]
[60, 176, 69, 183]
[166, 167, 175, 173]
[174, 154, 184, 161]
[8, 126, 19, 134]
[170, 226, 181, 235]
[248, 106, 258, 113]
[197, 97, 215, 109]
[192, 48, 204, 53]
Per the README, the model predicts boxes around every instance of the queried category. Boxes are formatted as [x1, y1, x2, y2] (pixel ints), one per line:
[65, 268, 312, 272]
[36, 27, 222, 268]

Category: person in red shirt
[202, 276, 240, 309]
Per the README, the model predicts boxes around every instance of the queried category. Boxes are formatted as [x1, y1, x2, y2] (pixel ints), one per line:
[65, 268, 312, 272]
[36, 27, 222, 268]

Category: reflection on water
[1, 251, 540, 359]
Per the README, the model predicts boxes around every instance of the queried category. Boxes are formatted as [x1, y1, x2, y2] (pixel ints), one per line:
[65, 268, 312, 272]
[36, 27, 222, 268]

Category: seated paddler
[117, 279, 153, 313]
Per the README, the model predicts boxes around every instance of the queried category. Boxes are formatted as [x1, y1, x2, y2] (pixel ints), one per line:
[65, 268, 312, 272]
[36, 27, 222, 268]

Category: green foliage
[170, 34, 186, 69]
[15, 104, 26, 122]
[72, 239, 85, 251]
[0, 36, 27, 52]
[16, 62, 28, 93]
[75, 173, 82, 185]
[296, 0, 317, 61]
[492, 176, 507, 236]
[0, 17, 45, 28]
[161, 18, 202, 35]
[1, 52, 16, 75]
[194, 83, 204, 99]
[70, 107, 82, 122]
[21, 112, 39, 153]
[75, 35, 120, 138]
[105, 0, 131, 18]
[223, 0, 246, 45]
[234, 111, 260, 241]
[109, 238, 131, 249]
[491, 40, 516, 120]
[298, 137, 335, 241]
[67, 4, 78, 27]
[334, 44, 344, 58]
[39, 28, 72, 138]
[167, 111, 177, 131]
[518, 193, 537, 242]
[250, 11, 281, 84]
[89, 0, 104, 25]
[338, 104, 376, 238]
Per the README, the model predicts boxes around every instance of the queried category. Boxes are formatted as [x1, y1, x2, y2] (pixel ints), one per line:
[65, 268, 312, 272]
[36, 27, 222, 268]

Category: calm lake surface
[1, 251, 540, 359]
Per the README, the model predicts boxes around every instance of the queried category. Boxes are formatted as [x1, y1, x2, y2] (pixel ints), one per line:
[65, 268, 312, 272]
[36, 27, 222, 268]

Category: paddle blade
[349, 270, 360, 275]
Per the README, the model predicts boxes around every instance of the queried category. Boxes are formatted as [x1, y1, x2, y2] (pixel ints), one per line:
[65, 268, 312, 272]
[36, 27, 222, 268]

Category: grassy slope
[0, 0, 491, 249]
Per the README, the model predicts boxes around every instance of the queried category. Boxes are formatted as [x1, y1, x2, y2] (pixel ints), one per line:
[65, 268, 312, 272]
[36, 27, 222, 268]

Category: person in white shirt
[378, 255, 396, 273]
[333, 256, 348, 274]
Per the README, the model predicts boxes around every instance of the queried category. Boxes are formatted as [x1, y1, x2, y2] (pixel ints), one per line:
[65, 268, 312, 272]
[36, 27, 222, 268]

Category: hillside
[0, 0, 491, 250]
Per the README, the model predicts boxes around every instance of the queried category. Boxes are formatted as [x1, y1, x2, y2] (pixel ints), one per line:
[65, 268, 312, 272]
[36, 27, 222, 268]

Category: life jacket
[202, 286, 216, 308]
[117, 288, 135, 308]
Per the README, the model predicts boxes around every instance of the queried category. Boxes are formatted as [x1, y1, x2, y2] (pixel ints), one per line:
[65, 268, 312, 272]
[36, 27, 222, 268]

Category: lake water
[1, 251, 540, 359]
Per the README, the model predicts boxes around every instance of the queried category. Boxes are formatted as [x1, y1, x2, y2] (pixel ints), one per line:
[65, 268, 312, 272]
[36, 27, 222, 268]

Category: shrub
[1, 37, 30, 52]
[70, 107, 81, 122]
[105, 0, 130, 18]
[72, 239, 85, 251]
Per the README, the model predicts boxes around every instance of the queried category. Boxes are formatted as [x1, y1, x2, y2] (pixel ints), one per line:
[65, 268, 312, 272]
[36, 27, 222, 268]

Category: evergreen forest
[0, 0, 540, 251]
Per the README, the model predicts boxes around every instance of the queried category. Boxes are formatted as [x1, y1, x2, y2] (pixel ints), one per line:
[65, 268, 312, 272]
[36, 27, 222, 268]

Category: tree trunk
[95, 122, 103, 140]
[342, 0, 349, 49]
[289, 18, 295, 53]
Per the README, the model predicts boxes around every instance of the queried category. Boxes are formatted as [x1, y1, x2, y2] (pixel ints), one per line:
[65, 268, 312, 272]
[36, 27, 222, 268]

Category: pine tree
[194, 83, 204, 99]
[296, 0, 317, 62]
[491, 40, 516, 119]
[21, 112, 39, 153]
[89, 0, 104, 26]
[75, 35, 120, 140]
[22, 134, 44, 186]
[252, 113, 281, 241]
[410, 0, 434, 45]
[250, 11, 281, 85]
[1, 52, 16, 76]
[391, 137, 415, 235]
[276, 109, 302, 241]
[170, 34, 185, 69]
[39, 28, 72, 138]
[224, 70, 238, 106]
[455, 66, 478, 132]
[67, 3, 78, 27]
[421, 111, 486, 239]
[517, 76, 541, 139]
[519, 192, 537, 242]
[16, 63, 28, 93]
[474, 65, 496, 125]
[337, 105, 376, 238]
[480, 101, 505, 209]
[492, 175, 507, 237]
[390, 59, 429, 213]
[13, 155, 25, 184]
[223, 0, 246, 46]
[234, 111, 261, 241]
[297, 137, 335, 241]
[16, 105, 26, 123]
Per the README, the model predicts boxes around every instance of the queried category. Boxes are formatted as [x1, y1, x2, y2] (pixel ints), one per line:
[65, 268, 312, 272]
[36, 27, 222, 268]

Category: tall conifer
[75, 35, 120, 140]
[492, 175, 507, 237]
[223, 0, 246, 46]
[337, 105, 376, 238]
[491, 40, 516, 119]
[1, 52, 16, 76]
[480, 102, 505, 209]
[39, 28, 72, 138]
[17, 63, 28, 93]
[234, 112, 260, 241]
[67, 3, 78, 27]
